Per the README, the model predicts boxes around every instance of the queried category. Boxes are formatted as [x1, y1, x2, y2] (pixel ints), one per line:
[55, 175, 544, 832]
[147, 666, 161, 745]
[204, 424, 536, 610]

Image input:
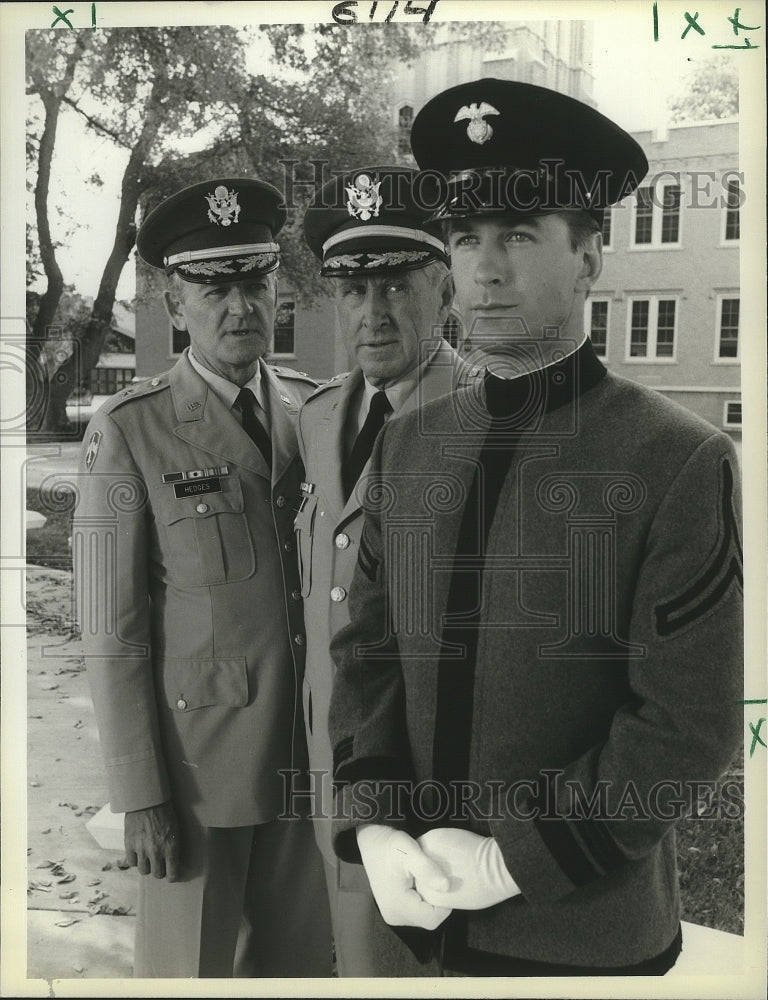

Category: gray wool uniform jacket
[73, 349, 317, 828]
[295, 339, 476, 879]
[328, 339, 743, 973]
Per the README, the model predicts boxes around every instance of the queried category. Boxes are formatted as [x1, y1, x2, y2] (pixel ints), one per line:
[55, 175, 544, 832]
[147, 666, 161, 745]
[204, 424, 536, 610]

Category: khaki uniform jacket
[295, 340, 475, 873]
[73, 350, 316, 828]
[329, 340, 743, 972]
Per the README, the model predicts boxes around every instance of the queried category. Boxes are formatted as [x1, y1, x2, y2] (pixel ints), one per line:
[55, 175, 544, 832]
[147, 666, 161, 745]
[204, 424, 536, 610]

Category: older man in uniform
[73, 177, 331, 978]
[328, 81, 743, 976]
[296, 166, 474, 975]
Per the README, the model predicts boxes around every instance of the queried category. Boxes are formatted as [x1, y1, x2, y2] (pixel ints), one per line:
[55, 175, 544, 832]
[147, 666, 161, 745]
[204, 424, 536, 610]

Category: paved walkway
[24, 565, 135, 986]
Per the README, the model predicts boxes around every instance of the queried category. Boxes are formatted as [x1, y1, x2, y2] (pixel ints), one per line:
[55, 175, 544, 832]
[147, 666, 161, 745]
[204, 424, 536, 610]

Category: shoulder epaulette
[304, 371, 351, 402]
[269, 364, 318, 386]
[100, 372, 170, 413]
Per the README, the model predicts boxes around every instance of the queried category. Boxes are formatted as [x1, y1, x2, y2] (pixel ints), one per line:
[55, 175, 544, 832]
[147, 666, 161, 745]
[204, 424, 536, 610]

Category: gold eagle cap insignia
[205, 185, 241, 227]
[454, 102, 500, 145]
[345, 173, 383, 221]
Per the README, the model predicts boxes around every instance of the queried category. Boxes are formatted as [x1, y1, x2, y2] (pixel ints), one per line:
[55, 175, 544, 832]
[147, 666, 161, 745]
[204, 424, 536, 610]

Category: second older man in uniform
[296, 167, 473, 975]
[73, 178, 331, 977]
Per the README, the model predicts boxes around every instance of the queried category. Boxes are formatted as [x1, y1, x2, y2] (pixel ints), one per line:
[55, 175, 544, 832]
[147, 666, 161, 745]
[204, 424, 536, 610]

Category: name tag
[174, 477, 222, 499]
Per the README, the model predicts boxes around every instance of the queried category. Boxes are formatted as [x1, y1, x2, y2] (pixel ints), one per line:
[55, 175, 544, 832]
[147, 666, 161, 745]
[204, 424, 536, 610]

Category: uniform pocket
[159, 656, 249, 711]
[294, 493, 317, 597]
[156, 477, 256, 586]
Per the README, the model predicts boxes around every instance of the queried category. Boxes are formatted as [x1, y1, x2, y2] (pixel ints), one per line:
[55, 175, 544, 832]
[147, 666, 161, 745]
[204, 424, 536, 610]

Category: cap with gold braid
[303, 166, 449, 277]
[137, 177, 287, 283]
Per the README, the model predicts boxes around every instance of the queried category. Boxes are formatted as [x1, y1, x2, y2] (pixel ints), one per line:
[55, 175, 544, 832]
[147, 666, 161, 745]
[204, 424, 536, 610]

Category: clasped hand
[357, 824, 520, 930]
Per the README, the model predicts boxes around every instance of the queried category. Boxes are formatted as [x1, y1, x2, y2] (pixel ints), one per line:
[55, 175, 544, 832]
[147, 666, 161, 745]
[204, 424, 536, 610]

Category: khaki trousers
[135, 814, 332, 978]
[321, 857, 377, 977]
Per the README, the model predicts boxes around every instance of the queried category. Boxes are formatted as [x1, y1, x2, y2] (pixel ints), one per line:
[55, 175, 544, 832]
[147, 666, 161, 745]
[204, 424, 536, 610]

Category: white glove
[416, 828, 521, 910]
[356, 824, 453, 929]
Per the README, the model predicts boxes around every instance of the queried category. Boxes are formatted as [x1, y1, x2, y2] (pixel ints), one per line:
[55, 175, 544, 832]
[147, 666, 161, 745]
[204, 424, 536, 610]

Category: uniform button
[283, 539, 294, 553]
[335, 532, 350, 550]
[291, 589, 301, 601]
[294, 633, 305, 646]
[176, 698, 187, 711]
[196, 503, 209, 514]
[330, 586, 347, 603]
[150, 377, 160, 386]
[276, 495, 286, 508]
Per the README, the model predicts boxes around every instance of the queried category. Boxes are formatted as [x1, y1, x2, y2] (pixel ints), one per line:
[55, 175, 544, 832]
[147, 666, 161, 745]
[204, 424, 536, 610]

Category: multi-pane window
[273, 300, 295, 355]
[628, 298, 677, 360]
[634, 188, 654, 245]
[718, 297, 740, 359]
[90, 367, 135, 395]
[724, 179, 740, 241]
[601, 209, 612, 249]
[632, 182, 683, 246]
[588, 300, 609, 357]
[629, 300, 649, 356]
[442, 313, 460, 350]
[660, 185, 681, 244]
[655, 300, 676, 356]
[724, 401, 742, 428]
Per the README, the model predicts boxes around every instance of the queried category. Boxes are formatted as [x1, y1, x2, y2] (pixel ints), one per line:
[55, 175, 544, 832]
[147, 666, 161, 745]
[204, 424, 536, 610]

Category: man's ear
[436, 271, 455, 326]
[575, 232, 603, 292]
[162, 288, 187, 330]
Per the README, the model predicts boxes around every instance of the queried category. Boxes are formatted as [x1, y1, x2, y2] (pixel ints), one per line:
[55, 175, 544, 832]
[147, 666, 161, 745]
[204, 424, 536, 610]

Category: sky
[25, 1, 757, 304]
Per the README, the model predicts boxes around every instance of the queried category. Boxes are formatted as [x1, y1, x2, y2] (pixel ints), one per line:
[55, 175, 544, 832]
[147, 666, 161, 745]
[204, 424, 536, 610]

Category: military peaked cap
[303, 166, 449, 277]
[410, 79, 648, 224]
[137, 177, 287, 282]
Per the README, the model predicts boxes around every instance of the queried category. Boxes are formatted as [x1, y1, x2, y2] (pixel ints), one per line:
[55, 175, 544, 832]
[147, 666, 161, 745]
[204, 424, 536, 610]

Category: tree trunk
[42, 75, 167, 432]
[27, 34, 91, 433]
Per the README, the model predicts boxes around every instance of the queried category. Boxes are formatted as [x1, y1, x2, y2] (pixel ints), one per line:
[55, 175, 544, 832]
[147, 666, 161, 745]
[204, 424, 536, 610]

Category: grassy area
[24, 481, 746, 933]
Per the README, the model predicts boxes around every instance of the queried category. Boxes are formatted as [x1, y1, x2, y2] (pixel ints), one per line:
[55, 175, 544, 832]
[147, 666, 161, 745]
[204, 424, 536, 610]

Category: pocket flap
[157, 477, 244, 526]
[160, 657, 249, 711]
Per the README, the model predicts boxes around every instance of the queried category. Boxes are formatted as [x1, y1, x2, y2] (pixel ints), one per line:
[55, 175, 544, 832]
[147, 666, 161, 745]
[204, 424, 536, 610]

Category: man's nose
[361, 286, 388, 326]
[228, 285, 255, 314]
[474, 242, 506, 286]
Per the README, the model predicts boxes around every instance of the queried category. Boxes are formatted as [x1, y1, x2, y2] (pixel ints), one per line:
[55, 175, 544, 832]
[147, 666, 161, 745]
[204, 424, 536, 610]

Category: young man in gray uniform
[73, 177, 331, 978]
[328, 81, 743, 976]
[297, 166, 475, 975]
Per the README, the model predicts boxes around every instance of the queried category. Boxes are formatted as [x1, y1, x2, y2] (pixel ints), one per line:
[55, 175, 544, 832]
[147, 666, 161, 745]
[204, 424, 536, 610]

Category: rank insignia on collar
[300, 481, 315, 494]
[205, 185, 241, 227]
[345, 174, 382, 221]
[454, 102, 500, 145]
[85, 430, 101, 472]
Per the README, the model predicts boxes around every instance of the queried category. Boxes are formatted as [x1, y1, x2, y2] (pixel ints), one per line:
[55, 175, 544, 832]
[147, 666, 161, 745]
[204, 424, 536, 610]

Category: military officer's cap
[137, 177, 287, 282]
[410, 79, 648, 224]
[303, 166, 449, 277]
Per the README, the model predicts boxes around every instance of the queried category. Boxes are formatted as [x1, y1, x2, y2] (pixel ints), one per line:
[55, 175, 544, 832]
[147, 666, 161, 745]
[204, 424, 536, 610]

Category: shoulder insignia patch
[654, 457, 743, 637]
[84, 430, 101, 472]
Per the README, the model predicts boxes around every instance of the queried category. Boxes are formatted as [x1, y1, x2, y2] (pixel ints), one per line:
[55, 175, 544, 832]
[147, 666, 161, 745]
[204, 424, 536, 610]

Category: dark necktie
[236, 387, 272, 468]
[343, 389, 392, 499]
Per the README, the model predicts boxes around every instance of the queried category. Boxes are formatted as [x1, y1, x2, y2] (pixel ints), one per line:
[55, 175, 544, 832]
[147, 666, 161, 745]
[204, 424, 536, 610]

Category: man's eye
[205, 286, 227, 298]
[343, 285, 365, 297]
[385, 282, 406, 294]
[451, 234, 477, 247]
[506, 231, 531, 243]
